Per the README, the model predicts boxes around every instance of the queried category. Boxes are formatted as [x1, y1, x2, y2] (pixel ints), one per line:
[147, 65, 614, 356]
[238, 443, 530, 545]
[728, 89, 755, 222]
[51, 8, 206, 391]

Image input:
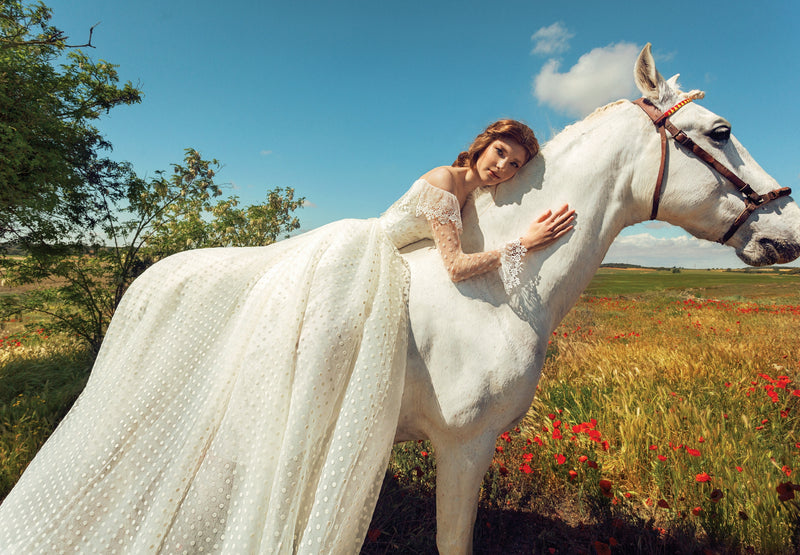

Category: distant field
[585, 267, 800, 300]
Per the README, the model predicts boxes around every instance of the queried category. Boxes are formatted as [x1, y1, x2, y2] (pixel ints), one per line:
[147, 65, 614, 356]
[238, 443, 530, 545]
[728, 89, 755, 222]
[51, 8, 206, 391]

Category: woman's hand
[520, 204, 575, 251]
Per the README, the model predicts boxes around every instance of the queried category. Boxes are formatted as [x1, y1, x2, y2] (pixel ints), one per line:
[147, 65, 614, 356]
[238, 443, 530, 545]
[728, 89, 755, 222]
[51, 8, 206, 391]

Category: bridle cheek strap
[632, 98, 791, 244]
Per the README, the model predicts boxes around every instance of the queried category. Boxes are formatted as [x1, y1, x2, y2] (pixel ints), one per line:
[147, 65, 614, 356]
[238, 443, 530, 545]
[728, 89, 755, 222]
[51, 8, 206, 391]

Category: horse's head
[632, 44, 800, 266]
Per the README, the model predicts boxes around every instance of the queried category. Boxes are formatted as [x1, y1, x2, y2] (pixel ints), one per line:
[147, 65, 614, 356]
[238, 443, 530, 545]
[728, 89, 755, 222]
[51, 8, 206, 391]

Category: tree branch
[0, 22, 99, 48]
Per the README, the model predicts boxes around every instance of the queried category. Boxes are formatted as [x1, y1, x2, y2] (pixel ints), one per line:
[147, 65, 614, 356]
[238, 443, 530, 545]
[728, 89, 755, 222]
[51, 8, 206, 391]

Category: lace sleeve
[416, 179, 526, 292]
[414, 181, 463, 232]
[429, 219, 500, 282]
[499, 239, 527, 293]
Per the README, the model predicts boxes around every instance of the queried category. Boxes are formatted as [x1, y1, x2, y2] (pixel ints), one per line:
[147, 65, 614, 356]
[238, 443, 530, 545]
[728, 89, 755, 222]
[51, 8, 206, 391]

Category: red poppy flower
[598, 479, 613, 498]
[696, 472, 711, 482]
[686, 448, 701, 457]
[649, 445, 658, 451]
[554, 453, 566, 465]
[658, 455, 667, 462]
[692, 507, 702, 516]
[782, 466, 792, 477]
[709, 489, 723, 503]
[776, 481, 796, 501]
[587, 460, 598, 469]
[420, 450, 428, 457]
[522, 452, 533, 462]
[519, 463, 533, 474]
[568, 469, 578, 480]
[367, 528, 381, 543]
[736, 466, 743, 472]
[657, 499, 670, 509]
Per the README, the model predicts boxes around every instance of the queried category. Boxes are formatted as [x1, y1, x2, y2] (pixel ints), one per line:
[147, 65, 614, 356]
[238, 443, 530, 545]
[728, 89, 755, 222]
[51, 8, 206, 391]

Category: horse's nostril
[758, 238, 800, 264]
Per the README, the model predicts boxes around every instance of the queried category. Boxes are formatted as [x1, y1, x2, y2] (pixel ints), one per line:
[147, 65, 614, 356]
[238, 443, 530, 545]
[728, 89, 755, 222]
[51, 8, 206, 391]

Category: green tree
[1, 150, 304, 353]
[0, 0, 141, 246]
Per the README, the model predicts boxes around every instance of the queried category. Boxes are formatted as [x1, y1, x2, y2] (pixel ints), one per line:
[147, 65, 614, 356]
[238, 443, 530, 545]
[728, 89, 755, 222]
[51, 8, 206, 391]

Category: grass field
[1, 268, 798, 554]
[366, 268, 800, 554]
[585, 267, 800, 299]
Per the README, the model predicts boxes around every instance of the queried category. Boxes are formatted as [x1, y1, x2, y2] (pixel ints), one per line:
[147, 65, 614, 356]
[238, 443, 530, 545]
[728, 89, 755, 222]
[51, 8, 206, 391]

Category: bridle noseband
[633, 97, 791, 244]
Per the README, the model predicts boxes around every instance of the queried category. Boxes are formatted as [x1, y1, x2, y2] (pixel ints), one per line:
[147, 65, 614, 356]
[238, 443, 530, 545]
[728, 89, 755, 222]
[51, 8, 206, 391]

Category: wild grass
[0, 330, 92, 500]
[366, 279, 800, 554]
[1, 270, 798, 553]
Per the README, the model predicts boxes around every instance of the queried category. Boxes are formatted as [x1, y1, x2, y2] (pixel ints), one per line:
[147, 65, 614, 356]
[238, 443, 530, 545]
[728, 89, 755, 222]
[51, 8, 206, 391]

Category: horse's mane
[545, 99, 629, 147]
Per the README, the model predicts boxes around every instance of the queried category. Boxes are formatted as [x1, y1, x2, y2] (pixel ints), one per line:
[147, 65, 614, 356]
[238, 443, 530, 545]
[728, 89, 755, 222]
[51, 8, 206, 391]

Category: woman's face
[475, 138, 527, 186]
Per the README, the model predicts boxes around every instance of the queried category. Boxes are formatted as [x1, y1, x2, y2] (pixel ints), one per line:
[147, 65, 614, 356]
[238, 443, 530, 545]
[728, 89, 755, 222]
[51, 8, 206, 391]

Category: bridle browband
[632, 97, 791, 244]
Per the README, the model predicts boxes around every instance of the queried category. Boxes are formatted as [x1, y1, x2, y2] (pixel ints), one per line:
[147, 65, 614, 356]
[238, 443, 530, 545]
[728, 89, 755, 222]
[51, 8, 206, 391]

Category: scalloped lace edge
[499, 239, 527, 293]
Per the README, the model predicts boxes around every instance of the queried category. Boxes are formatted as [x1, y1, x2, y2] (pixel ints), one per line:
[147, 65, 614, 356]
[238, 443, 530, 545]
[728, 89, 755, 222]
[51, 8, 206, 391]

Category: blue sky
[49, 0, 799, 268]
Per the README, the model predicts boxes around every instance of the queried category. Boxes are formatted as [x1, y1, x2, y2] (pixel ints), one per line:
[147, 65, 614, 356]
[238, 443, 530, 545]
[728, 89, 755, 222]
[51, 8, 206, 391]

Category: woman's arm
[429, 204, 574, 283]
[429, 219, 502, 282]
[420, 167, 574, 284]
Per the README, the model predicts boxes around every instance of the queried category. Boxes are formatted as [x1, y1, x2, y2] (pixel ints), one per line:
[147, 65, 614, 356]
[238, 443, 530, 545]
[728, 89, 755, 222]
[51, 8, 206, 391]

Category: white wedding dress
[0, 180, 470, 554]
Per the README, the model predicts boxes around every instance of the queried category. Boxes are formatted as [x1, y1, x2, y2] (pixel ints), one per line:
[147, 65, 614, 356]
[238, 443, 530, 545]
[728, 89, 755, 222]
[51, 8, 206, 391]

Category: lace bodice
[378, 178, 462, 249]
[379, 178, 526, 293]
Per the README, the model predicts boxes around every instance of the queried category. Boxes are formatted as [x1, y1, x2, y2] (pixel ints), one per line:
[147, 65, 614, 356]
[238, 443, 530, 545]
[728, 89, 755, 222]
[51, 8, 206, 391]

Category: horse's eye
[708, 125, 731, 143]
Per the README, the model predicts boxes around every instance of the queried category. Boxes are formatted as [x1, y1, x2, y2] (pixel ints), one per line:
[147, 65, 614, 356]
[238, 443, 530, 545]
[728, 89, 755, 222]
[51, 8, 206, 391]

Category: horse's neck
[467, 101, 652, 330]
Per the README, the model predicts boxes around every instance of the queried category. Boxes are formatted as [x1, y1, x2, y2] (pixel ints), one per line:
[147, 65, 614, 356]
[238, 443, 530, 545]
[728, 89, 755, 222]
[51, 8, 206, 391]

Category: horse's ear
[634, 43, 664, 101]
[666, 74, 680, 89]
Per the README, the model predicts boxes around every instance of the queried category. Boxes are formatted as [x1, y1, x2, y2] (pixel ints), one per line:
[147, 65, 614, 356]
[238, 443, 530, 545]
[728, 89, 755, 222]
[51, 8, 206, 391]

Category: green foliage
[0, 0, 142, 244]
[1, 149, 304, 352]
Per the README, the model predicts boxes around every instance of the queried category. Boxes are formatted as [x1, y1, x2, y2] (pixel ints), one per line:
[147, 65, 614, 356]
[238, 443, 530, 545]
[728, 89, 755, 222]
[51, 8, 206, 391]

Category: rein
[632, 97, 791, 244]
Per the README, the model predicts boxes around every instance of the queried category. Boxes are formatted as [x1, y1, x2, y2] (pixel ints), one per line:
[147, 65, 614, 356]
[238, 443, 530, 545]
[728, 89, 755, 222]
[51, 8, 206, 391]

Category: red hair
[452, 119, 539, 169]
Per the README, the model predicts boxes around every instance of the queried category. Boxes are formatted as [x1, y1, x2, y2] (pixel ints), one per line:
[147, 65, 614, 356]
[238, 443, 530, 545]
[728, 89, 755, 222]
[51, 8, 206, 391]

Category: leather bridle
[632, 97, 791, 244]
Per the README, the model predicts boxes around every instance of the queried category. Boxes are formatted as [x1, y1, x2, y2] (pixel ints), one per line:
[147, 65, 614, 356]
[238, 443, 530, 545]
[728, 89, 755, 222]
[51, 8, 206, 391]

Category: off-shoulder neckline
[413, 178, 460, 205]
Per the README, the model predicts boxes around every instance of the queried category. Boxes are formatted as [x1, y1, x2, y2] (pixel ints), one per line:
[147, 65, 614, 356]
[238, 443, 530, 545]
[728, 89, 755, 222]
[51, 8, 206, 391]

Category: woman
[0, 120, 573, 554]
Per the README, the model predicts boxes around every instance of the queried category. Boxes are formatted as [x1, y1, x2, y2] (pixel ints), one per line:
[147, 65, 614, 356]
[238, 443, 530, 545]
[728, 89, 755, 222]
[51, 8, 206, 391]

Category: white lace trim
[411, 179, 463, 232]
[499, 239, 527, 293]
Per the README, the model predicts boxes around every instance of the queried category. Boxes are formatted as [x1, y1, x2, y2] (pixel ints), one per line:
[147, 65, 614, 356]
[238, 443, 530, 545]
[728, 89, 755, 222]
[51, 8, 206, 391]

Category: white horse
[393, 44, 800, 554]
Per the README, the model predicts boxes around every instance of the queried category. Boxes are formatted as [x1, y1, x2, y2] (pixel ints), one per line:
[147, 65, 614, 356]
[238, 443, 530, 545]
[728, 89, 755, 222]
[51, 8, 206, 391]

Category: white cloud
[533, 42, 641, 117]
[260, 150, 273, 156]
[604, 233, 746, 268]
[530, 22, 574, 56]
